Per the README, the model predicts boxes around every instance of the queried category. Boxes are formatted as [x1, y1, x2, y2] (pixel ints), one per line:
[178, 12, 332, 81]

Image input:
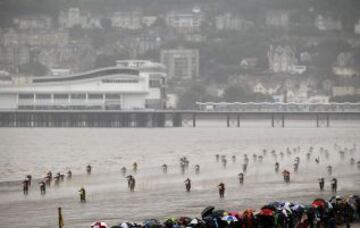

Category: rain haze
[0, 0, 360, 228]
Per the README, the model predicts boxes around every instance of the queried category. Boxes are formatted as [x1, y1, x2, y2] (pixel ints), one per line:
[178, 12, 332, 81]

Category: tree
[222, 86, 248, 102]
[177, 84, 215, 109]
[18, 62, 49, 76]
[100, 17, 112, 32]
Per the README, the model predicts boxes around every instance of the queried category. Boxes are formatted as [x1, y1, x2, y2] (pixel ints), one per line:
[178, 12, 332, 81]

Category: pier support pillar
[172, 113, 182, 127]
[226, 114, 230, 128]
[192, 113, 196, 128]
[316, 114, 319, 128]
[326, 114, 330, 128]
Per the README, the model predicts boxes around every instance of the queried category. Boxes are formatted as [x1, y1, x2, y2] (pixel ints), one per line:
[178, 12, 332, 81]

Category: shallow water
[0, 125, 359, 227]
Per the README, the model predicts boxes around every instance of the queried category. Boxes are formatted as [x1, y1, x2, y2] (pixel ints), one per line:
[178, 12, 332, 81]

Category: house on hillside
[265, 10, 290, 28]
[315, 14, 342, 31]
[252, 82, 281, 95]
[268, 45, 297, 73]
[332, 52, 360, 78]
[240, 58, 258, 70]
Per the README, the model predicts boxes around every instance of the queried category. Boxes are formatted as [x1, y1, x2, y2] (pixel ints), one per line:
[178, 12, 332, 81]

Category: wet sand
[0, 127, 359, 227]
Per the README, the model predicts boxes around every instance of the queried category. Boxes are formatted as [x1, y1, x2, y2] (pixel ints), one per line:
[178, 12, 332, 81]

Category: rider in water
[222, 158, 227, 168]
[238, 173, 244, 184]
[331, 178, 337, 193]
[79, 187, 86, 203]
[23, 178, 29, 195]
[218, 182, 225, 198]
[232, 155, 236, 163]
[194, 164, 200, 175]
[215, 154, 220, 162]
[275, 162, 279, 173]
[242, 163, 248, 173]
[121, 166, 127, 176]
[133, 162, 138, 173]
[162, 164, 168, 174]
[67, 170, 72, 179]
[127, 175, 136, 192]
[86, 164, 92, 175]
[26, 175, 32, 186]
[318, 178, 325, 191]
[327, 165, 333, 176]
[184, 178, 191, 192]
[39, 180, 46, 195]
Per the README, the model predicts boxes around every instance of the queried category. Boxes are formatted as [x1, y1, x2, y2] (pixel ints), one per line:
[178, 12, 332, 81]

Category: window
[19, 93, 34, 99]
[149, 80, 161, 88]
[105, 94, 120, 99]
[36, 94, 51, 99]
[54, 94, 68, 99]
[88, 94, 103, 99]
[70, 93, 86, 99]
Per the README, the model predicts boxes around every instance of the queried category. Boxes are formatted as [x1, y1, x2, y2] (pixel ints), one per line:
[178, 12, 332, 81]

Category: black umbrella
[211, 209, 226, 218]
[201, 206, 215, 219]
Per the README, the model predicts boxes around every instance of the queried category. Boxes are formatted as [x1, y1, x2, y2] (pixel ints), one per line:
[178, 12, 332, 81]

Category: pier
[0, 110, 359, 128]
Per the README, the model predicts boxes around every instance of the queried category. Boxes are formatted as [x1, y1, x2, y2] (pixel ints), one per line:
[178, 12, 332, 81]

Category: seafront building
[0, 61, 167, 110]
[160, 47, 199, 80]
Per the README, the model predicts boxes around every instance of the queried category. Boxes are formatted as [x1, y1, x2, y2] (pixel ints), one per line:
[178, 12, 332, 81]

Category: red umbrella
[260, 208, 274, 216]
[91, 221, 108, 228]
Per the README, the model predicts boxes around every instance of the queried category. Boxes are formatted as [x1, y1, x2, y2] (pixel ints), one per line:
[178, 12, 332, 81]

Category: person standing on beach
[79, 187, 86, 203]
[218, 182, 225, 198]
[67, 170, 72, 180]
[86, 164, 92, 175]
[133, 162, 138, 173]
[23, 178, 29, 195]
[184, 178, 191, 192]
[318, 178, 325, 191]
[162, 164, 167, 174]
[127, 175, 136, 192]
[238, 173, 244, 184]
[39, 180, 46, 195]
[194, 164, 200, 175]
[331, 178, 337, 193]
[275, 162, 279, 173]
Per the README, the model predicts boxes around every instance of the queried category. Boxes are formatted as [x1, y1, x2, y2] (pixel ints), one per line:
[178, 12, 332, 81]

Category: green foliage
[177, 84, 216, 109]
[223, 86, 248, 102]
[94, 52, 130, 69]
[18, 62, 49, 76]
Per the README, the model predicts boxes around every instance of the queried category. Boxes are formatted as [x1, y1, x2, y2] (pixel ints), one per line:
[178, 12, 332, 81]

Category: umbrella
[259, 208, 274, 216]
[143, 219, 162, 228]
[291, 204, 305, 214]
[91, 221, 108, 228]
[211, 209, 226, 218]
[201, 206, 215, 219]
[312, 198, 326, 209]
[222, 215, 238, 223]
[113, 222, 137, 228]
